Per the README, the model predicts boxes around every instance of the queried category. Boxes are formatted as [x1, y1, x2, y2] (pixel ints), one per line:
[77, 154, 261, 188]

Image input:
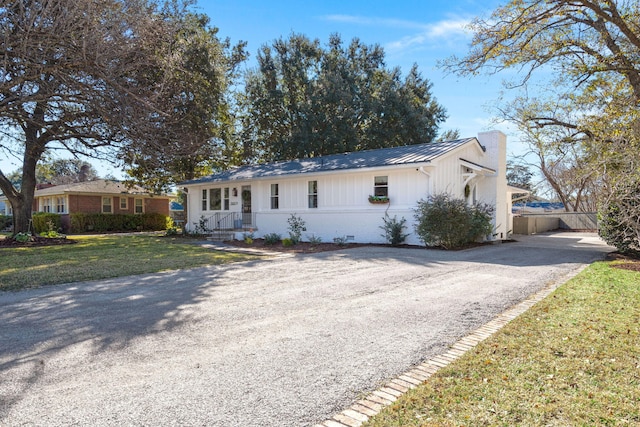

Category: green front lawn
[0, 235, 257, 291]
[365, 261, 640, 426]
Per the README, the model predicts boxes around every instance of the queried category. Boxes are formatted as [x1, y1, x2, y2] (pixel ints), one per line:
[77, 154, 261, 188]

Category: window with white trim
[223, 187, 230, 210]
[134, 198, 144, 214]
[56, 196, 66, 213]
[374, 176, 388, 197]
[201, 189, 207, 210]
[120, 197, 128, 210]
[102, 197, 112, 213]
[41, 197, 52, 213]
[270, 184, 279, 209]
[308, 181, 318, 208]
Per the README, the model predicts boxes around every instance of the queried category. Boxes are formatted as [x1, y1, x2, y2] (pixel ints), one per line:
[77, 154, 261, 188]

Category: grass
[0, 234, 257, 291]
[365, 261, 640, 426]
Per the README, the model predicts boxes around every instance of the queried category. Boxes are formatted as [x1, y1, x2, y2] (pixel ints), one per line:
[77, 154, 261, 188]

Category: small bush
[192, 215, 210, 234]
[32, 213, 61, 234]
[380, 214, 409, 246]
[333, 236, 348, 246]
[307, 234, 322, 245]
[414, 193, 494, 250]
[243, 229, 255, 244]
[40, 219, 63, 238]
[263, 232, 281, 245]
[287, 214, 306, 244]
[282, 237, 293, 247]
[14, 232, 30, 243]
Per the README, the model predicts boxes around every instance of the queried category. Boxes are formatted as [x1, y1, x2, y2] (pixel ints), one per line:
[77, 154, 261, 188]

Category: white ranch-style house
[180, 130, 514, 245]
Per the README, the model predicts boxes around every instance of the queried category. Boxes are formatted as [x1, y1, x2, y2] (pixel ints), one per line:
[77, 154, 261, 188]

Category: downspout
[418, 166, 431, 195]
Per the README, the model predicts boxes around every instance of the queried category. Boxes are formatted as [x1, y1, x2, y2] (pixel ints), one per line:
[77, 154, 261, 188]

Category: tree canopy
[0, 0, 237, 233]
[6, 159, 99, 190]
[241, 34, 447, 162]
[443, 0, 640, 247]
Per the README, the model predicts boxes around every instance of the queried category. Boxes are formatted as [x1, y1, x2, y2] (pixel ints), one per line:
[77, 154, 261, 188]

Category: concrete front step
[206, 232, 236, 242]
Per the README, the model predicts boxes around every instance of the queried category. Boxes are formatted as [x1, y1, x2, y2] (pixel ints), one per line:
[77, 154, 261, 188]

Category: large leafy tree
[122, 14, 247, 192]
[7, 158, 99, 189]
[0, 0, 231, 234]
[498, 98, 598, 211]
[241, 34, 447, 162]
[442, 0, 640, 246]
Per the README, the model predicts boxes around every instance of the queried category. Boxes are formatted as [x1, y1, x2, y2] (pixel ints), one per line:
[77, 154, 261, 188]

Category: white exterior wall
[185, 166, 431, 244]
[253, 166, 430, 244]
[183, 132, 509, 244]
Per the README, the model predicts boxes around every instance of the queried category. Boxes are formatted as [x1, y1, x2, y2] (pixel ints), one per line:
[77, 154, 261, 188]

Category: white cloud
[386, 18, 471, 53]
[321, 14, 472, 54]
[321, 14, 429, 31]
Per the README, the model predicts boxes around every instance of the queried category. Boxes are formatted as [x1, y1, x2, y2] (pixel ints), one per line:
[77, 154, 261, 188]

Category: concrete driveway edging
[315, 263, 592, 427]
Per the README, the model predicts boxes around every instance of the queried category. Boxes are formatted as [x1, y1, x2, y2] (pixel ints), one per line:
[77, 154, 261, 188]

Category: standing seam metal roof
[181, 137, 481, 185]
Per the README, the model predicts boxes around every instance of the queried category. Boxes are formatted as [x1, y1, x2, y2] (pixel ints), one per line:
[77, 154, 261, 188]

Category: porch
[200, 212, 256, 241]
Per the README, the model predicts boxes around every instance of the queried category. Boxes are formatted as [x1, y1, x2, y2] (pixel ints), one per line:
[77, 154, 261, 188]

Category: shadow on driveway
[0, 232, 614, 425]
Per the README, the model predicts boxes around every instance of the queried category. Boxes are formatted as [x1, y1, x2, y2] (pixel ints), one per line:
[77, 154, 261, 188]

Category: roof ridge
[179, 137, 479, 186]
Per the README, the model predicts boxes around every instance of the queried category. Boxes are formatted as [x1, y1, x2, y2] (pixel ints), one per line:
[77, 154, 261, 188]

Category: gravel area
[0, 232, 612, 426]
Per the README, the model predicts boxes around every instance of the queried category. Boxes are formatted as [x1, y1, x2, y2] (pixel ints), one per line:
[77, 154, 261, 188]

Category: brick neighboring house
[1, 179, 171, 232]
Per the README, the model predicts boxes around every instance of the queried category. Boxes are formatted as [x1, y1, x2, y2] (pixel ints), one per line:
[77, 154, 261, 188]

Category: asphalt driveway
[0, 232, 612, 426]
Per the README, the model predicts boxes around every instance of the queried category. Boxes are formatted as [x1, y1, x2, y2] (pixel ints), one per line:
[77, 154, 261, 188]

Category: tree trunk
[11, 160, 38, 235]
[12, 198, 28, 235]
[11, 115, 44, 234]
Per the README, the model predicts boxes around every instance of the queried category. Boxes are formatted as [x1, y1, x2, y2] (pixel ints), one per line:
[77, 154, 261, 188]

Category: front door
[241, 185, 252, 225]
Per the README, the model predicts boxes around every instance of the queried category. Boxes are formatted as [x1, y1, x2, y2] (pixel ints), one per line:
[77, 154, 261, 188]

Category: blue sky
[3, 0, 530, 179]
[198, 0, 514, 137]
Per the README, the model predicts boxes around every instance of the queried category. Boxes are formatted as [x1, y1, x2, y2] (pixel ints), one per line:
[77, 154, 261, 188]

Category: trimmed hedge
[32, 213, 63, 234]
[0, 215, 12, 231]
[70, 213, 171, 233]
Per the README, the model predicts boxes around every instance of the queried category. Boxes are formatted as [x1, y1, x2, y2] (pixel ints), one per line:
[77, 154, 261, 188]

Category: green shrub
[307, 234, 322, 245]
[39, 218, 63, 238]
[599, 185, 640, 255]
[379, 214, 409, 246]
[69, 213, 171, 233]
[414, 193, 494, 250]
[0, 215, 12, 231]
[32, 213, 62, 234]
[282, 237, 293, 247]
[14, 232, 30, 243]
[287, 213, 306, 244]
[263, 232, 281, 245]
[242, 229, 255, 243]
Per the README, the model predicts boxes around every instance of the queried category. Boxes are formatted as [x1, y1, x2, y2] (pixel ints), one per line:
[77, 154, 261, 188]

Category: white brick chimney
[477, 130, 508, 240]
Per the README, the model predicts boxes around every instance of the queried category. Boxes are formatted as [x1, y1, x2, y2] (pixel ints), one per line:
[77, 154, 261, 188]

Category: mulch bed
[224, 238, 371, 253]
[223, 238, 488, 254]
[605, 251, 640, 272]
[0, 236, 77, 248]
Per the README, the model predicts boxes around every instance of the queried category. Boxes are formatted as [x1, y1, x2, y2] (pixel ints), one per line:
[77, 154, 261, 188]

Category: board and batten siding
[183, 131, 509, 244]
[254, 166, 430, 244]
[187, 166, 431, 244]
